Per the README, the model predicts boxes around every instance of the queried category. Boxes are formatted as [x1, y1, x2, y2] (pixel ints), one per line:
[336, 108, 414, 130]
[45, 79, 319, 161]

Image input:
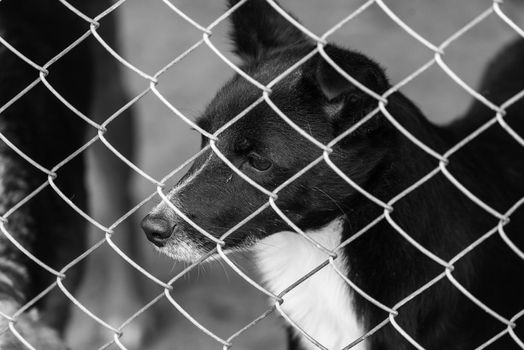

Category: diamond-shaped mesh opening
[0, 0, 523, 349]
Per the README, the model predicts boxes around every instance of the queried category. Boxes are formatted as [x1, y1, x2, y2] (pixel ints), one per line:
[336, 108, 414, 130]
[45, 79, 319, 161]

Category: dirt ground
[64, 0, 524, 349]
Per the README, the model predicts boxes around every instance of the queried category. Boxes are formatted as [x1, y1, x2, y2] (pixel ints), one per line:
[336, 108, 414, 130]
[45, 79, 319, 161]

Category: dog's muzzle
[141, 214, 175, 247]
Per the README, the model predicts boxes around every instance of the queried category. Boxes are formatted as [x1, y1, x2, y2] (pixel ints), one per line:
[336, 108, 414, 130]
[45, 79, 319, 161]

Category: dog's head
[142, 0, 392, 262]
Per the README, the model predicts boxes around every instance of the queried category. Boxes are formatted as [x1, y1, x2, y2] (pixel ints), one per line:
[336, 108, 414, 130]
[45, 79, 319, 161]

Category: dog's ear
[228, 0, 308, 60]
[310, 45, 389, 129]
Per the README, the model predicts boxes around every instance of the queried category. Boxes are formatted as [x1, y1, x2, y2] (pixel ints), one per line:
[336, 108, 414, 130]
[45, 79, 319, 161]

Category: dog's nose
[141, 215, 174, 247]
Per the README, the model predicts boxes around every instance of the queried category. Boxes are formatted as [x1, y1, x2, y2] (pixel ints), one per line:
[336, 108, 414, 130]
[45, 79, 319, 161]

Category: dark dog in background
[0, 0, 142, 348]
[142, 0, 524, 349]
[0, 1, 91, 347]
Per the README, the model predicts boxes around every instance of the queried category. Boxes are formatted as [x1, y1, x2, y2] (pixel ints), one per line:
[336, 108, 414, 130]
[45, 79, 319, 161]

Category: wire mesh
[0, 0, 523, 349]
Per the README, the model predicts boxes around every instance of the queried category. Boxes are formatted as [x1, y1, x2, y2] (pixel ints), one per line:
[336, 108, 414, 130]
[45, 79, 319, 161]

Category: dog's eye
[247, 153, 272, 172]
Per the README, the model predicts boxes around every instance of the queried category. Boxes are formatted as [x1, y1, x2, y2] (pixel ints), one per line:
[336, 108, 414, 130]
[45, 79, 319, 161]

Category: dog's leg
[0, 150, 70, 349]
[0, 153, 36, 327]
[35, 158, 88, 333]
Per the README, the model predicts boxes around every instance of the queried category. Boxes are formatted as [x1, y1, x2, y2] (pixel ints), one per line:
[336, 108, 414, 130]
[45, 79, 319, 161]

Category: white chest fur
[255, 219, 367, 350]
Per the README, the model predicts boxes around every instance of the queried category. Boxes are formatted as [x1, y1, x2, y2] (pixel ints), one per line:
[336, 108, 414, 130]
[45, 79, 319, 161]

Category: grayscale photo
[0, 0, 523, 349]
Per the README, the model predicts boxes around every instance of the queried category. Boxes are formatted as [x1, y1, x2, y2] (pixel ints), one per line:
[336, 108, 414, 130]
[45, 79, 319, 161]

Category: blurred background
[57, 0, 524, 349]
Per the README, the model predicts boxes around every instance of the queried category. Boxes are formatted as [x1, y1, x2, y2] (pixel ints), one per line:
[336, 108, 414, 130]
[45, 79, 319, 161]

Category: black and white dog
[142, 0, 524, 349]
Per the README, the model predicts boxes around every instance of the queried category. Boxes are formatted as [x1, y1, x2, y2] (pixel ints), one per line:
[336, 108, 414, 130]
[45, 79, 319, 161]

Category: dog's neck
[255, 218, 368, 350]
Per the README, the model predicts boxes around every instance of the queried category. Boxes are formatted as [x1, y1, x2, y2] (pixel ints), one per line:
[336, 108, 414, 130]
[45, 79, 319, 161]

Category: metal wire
[0, 0, 523, 349]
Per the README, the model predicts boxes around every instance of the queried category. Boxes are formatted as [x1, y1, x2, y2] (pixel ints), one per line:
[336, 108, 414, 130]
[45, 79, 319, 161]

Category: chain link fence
[0, 0, 523, 349]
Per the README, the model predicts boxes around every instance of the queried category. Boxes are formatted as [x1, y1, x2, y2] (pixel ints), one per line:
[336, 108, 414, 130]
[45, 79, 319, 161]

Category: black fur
[227, 0, 307, 60]
[0, 0, 92, 342]
[143, 0, 524, 349]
